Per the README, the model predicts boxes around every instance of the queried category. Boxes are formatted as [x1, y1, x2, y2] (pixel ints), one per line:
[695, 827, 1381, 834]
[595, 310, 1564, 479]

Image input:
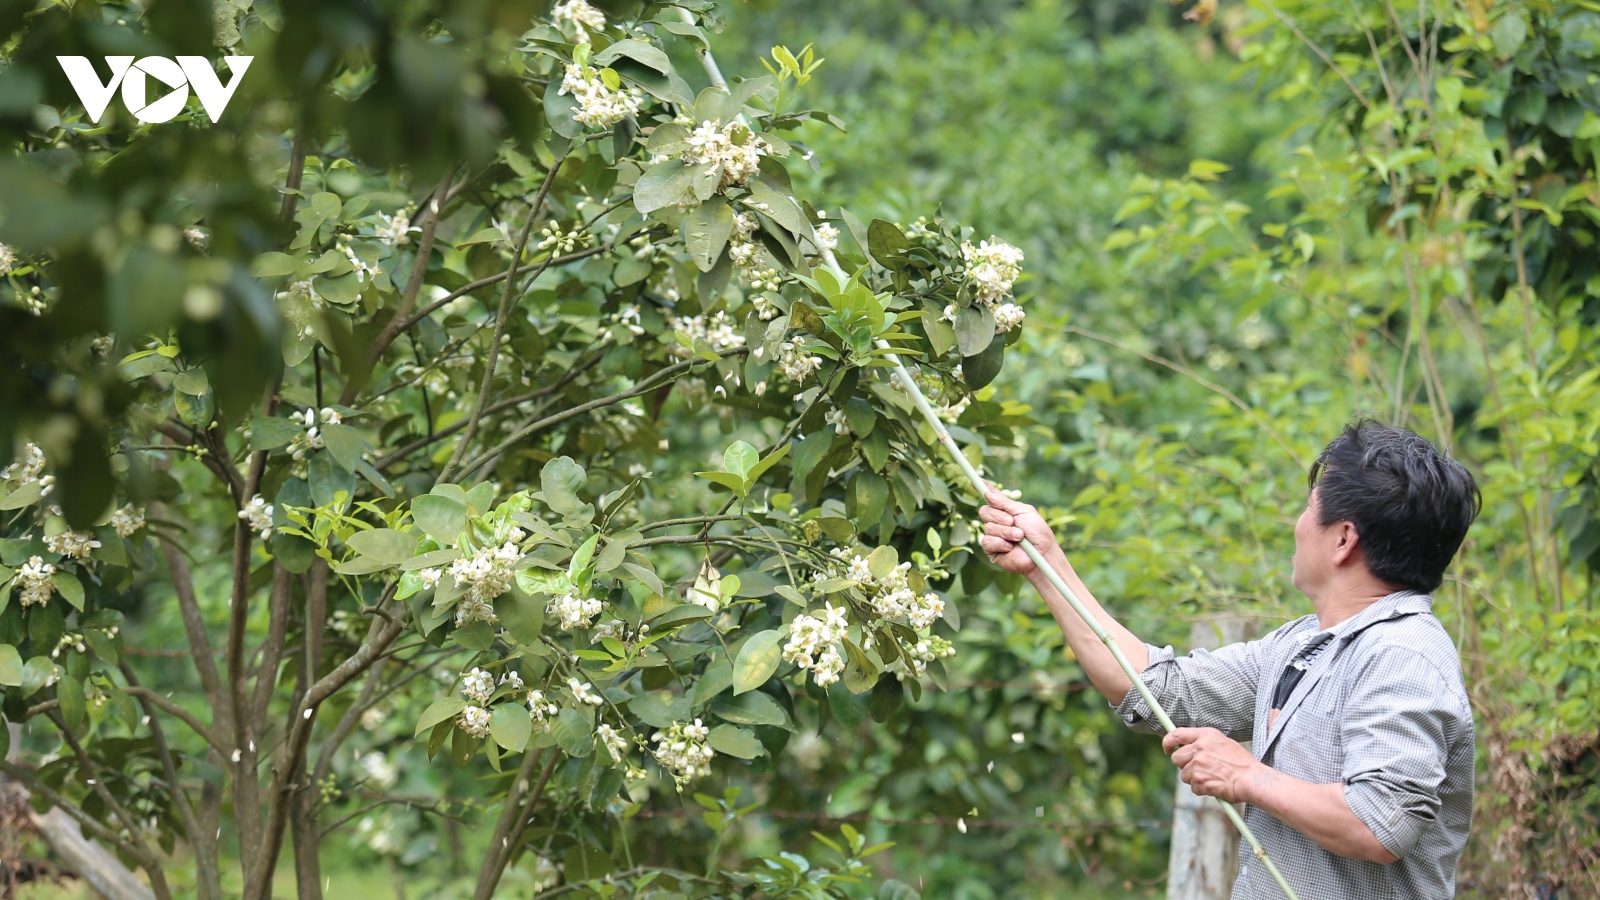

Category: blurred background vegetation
[5, 0, 1598, 897]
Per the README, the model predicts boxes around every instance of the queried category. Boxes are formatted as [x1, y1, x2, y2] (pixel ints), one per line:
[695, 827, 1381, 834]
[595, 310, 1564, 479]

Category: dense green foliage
[1, 0, 1598, 898]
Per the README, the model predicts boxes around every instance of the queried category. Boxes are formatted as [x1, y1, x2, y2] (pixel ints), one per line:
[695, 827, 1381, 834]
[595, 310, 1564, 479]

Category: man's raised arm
[977, 488, 1149, 703]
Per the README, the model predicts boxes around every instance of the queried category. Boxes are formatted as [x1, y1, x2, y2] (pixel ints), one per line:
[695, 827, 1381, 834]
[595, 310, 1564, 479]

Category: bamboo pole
[680, 24, 1298, 899]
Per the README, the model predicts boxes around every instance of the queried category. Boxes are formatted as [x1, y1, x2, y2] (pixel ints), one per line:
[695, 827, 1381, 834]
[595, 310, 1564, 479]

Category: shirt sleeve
[1339, 644, 1464, 860]
[1113, 637, 1265, 741]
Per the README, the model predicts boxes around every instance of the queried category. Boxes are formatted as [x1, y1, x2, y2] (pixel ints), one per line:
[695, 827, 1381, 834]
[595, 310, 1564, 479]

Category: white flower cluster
[110, 504, 145, 538]
[651, 719, 714, 781]
[537, 220, 593, 255]
[833, 549, 946, 630]
[824, 407, 849, 435]
[547, 592, 605, 630]
[559, 63, 642, 129]
[0, 242, 14, 274]
[601, 303, 647, 343]
[728, 209, 783, 293]
[960, 238, 1026, 334]
[45, 529, 101, 560]
[666, 311, 745, 358]
[373, 210, 418, 247]
[459, 704, 492, 738]
[567, 677, 604, 707]
[51, 631, 87, 659]
[92, 334, 116, 357]
[682, 120, 769, 193]
[775, 335, 822, 383]
[596, 723, 629, 762]
[552, 0, 605, 38]
[750, 294, 780, 321]
[530, 855, 562, 892]
[782, 602, 849, 688]
[288, 407, 341, 461]
[2, 443, 54, 495]
[335, 234, 380, 284]
[892, 634, 957, 680]
[815, 222, 840, 252]
[526, 689, 561, 731]
[460, 667, 496, 704]
[447, 540, 520, 625]
[360, 751, 399, 790]
[238, 494, 274, 540]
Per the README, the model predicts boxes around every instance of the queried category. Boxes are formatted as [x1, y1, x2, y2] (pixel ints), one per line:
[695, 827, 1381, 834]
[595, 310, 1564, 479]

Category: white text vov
[56, 56, 253, 124]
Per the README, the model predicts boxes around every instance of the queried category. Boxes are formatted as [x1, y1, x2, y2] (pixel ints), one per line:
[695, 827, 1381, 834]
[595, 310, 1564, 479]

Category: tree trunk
[1167, 617, 1250, 900]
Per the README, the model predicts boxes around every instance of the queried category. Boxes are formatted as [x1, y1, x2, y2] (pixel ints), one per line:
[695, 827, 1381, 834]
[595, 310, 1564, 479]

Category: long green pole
[680, 23, 1298, 899]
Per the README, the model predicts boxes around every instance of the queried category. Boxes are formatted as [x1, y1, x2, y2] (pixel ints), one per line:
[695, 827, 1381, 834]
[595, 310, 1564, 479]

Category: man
[978, 420, 1480, 899]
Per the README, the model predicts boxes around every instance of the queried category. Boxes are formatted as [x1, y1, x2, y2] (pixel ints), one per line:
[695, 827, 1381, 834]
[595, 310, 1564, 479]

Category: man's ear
[1331, 521, 1361, 566]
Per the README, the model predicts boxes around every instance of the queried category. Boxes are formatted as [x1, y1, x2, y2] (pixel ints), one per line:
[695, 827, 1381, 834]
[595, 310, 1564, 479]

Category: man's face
[1291, 486, 1330, 596]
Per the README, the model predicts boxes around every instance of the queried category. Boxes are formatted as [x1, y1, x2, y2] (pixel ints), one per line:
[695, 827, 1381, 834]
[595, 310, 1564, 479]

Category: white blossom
[499, 670, 524, 691]
[45, 529, 101, 560]
[454, 596, 498, 627]
[2, 443, 51, 492]
[681, 120, 769, 193]
[650, 719, 715, 781]
[529, 855, 561, 892]
[547, 592, 605, 630]
[458, 705, 492, 738]
[359, 752, 399, 790]
[373, 211, 419, 247]
[993, 302, 1026, 334]
[552, 0, 605, 37]
[526, 689, 561, 731]
[460, 667, 496, 704]
[559, 63, 642, 129]
[667, 311, 745, 357]
[0, 242, 14, 274]
[776, 337, 822, 383]
[961, 238, 1025, 305]
[824, 407, 850, 436]
[91, 334, 116, 357]
[782, 602, 850, 688]
[110, 504, 145, 538]
[418, 568, 443, 590]
[814, 222, 840, 252]
[596, 723, 629, 762]
[447, 541, 520, 608]
[567, 677, 604, 707]
[238, 495, 274, 539]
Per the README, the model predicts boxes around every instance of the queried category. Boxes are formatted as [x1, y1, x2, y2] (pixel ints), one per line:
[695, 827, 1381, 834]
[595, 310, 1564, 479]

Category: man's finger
[984, 488, 1023, 513]
[1166, 728, 1205, 748]
[983, 522, 1026, 542]
[978, 536, 1016, 555]
[977, 506, 1012, 525]
[1170, 744, 1198, 768]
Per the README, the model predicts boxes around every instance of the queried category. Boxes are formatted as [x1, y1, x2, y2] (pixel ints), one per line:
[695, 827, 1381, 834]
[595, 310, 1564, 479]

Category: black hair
[1307, 419, 1482, 593]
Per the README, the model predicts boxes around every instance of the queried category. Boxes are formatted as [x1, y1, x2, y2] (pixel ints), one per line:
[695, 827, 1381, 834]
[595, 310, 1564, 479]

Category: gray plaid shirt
[1115, 591, 1474, 899]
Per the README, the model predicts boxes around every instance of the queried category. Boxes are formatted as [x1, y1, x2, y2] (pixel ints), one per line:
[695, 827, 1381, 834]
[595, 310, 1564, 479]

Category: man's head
[1291, 420, 1481, 597]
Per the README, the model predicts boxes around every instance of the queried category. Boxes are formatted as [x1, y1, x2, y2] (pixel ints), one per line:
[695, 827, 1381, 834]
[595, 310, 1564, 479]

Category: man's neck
[1311, 581, 1403, 630]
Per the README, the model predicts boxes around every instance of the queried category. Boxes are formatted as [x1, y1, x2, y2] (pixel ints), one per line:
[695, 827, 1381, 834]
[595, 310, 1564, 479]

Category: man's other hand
[1163, 727, 1263, 804]
[977, 489, 1059, 576]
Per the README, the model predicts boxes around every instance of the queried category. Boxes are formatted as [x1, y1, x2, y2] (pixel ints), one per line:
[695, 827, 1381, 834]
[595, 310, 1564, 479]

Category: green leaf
[251, 251, 300, 277]
[592, 38, 672, 73]
[174, 387, 214, 428]
[962, 335, 1005, 390]
[708, 724, 765, 759]
[746, 181, 815, 240]
[694, 471, 747, 493]
[172, 368, 210, 395]
[954, 305, 995, 357]
[852, 471, 889, 526]
[684, 195, 734, 272]
[320, 423, 366, 473]
[543, 78, 586, 138]
[490, 703, 532, 752]
[722, 440, 758, 481]
[629, 690, 688, 728]
[635, 159, 694, 214]
[540, 457, 588, 514]
[20, 656, 55, 698]
[710, 691, 788, 728]
[410, 494, 468, 544]
[551, 708, 594, 757]
[495, 588, 546, 644]
[345, 529, 418, 565]
[693, 658, 733, 707]
[52, 572, 84, 611]
[732, 629, 784, 694]
[250, 415, 302, 451]
[745, 442, 791, 485]
[568, 533, 600, 579]
[414, 696, 467, 737]
[0, 481, 44, 510]
[650, 603, 714, 630]
[57, 674, 85, 729]
[0, 644, 21, 686]
[867, 219, 910, 270]
[452, 620, 496, 651]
